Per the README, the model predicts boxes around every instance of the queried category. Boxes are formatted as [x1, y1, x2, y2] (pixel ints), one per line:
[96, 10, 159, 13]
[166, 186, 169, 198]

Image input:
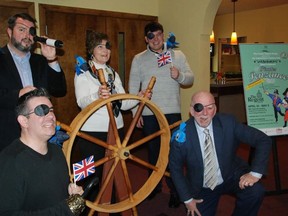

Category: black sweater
[0, 139, 73, 215]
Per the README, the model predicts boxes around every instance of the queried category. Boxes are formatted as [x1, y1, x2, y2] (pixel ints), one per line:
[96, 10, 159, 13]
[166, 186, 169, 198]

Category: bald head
[191, 91, 215, 106]
[190, 91, 217, 128]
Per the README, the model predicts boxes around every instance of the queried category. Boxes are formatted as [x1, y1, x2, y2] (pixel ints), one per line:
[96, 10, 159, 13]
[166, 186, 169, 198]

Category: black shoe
[147, 188, 162, 200]
[168, 194, 180, 208]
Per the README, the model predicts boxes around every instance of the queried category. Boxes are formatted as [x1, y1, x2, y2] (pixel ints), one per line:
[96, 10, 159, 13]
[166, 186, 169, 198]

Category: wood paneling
[0, 2, 157, 130]
[39, 4, 157, 125]
[0, 1, 34, 47]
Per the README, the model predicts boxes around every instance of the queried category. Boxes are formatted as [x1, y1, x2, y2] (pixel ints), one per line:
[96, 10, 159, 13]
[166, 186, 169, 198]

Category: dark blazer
[169, 113, 272, 202]
[0, 45, 67, 151]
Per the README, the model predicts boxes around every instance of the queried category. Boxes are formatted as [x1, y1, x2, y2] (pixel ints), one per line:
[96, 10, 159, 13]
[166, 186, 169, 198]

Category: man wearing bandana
[128, 21, 194, 208]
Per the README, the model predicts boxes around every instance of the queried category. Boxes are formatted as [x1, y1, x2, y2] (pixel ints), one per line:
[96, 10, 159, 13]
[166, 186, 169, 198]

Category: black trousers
[195, 170, 265, 216]
[142, 113, 181, 195]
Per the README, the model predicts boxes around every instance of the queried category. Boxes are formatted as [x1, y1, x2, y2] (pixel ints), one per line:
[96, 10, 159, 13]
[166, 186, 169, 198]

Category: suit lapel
[186, 118, 204, 169]
[212, 116, 225, 170]
[2, 46, 23, 87]
[29, 54, 39, 85]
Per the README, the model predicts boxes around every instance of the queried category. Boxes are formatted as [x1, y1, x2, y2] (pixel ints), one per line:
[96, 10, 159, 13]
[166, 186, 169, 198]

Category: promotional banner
[239, 43, 288, 136]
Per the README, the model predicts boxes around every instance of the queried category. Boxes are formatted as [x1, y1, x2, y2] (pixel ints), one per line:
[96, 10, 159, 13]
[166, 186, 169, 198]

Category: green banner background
[239, 43, 288, 136]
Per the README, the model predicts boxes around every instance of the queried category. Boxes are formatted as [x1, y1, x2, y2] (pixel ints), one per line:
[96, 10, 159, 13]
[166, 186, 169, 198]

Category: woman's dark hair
[86, 30, 110, 58]
[8, 13, 37, 30]
[16, 88, 50, 117]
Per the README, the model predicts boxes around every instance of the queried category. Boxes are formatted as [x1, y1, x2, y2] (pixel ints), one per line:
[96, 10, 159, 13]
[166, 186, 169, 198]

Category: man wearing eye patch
[169, 91, 272, 216]
[0, 13, 67, 152]
[74, 31, 148, 210]
[0, 88, 85, 215]
[129, 21, 194, 208]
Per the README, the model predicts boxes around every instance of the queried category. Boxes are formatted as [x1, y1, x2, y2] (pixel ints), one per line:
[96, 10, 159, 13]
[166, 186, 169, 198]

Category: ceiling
[217, 0, 288, 15]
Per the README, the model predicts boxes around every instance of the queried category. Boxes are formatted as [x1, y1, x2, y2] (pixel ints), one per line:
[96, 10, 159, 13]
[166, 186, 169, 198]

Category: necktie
[203, 129, 218, 190]
[105, 68, 121, 117]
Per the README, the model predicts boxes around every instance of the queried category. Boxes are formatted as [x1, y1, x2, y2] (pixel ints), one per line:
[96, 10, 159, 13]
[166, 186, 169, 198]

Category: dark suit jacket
[169, 113, 272, 202]
[0, 45, 67, 151]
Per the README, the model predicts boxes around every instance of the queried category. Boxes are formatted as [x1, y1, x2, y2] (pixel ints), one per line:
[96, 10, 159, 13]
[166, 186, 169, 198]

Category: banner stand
[239, 43, 288, 195]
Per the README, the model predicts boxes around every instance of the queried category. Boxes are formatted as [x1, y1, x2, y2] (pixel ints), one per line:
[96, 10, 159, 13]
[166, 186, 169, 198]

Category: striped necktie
[203, 129, 218, 190]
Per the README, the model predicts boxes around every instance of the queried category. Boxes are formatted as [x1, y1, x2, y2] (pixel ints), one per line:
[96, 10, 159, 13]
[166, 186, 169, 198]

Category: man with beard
[0, 13, 67, 151]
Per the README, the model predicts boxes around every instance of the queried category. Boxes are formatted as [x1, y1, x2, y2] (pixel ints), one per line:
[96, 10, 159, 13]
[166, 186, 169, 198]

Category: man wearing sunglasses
[0, 88, 85, 216]
[0, 13, 67, 152]
[169, 91, 272, 216]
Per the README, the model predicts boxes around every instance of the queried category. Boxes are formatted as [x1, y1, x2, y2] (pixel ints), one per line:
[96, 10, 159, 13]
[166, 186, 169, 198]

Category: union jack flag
[73, 155, 95, 182]
[157, 51, 172, 67]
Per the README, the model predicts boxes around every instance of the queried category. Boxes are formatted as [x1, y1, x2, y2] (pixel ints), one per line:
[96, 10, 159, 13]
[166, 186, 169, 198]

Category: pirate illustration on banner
[264, 89, 284, 123]
[282, 88, 288, 127]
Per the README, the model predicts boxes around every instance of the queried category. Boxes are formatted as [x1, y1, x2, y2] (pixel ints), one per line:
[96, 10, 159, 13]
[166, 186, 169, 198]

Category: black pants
[196, 169, 265, 216]
[142, 113, 181, 195]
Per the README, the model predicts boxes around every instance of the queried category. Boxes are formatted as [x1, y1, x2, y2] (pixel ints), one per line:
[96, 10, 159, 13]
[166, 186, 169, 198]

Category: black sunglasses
[193, 103, 215, 112]
[24, 104, 53, 117]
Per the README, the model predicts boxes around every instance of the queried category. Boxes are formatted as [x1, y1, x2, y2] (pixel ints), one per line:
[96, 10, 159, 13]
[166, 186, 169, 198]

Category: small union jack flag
[73, 155, 95, 182]
[157, 51, 172, 67]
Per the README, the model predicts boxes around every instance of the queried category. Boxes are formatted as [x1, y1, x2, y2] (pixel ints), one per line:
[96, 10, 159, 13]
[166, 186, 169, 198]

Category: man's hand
[39, 37, 57, 62]
[137, 89, 152, 99]
[68, 183, 84, 196]
[185, 199, 203, 216]
[170, 65, 180, 79]
[67, 183, 85, 216]
[239, 173, 260, 189]
[19, 86, 36, 97]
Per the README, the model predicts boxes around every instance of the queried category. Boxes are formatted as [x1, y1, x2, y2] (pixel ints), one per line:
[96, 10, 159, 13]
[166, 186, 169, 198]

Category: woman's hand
[98, 85, 111, 99]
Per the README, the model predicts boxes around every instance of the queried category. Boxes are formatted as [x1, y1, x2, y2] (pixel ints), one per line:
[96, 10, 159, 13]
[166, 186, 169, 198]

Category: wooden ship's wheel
[60, 76, 180, 215]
